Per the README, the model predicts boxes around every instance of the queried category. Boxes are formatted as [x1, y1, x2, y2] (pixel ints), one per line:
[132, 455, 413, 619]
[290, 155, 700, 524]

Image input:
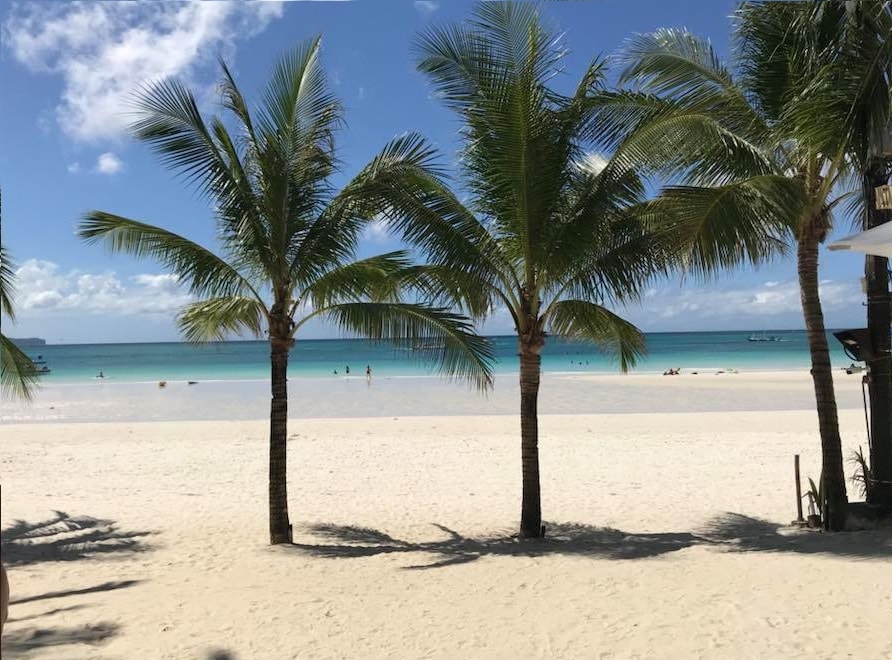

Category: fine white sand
[2, 378, 891, 658]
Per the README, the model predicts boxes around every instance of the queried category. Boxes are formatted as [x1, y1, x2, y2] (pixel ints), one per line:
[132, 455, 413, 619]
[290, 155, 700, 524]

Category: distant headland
[10, 337, 46, 347]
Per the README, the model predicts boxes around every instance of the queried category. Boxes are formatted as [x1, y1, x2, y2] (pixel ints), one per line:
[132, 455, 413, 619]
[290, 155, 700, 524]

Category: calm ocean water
[20, 331, 852, 385]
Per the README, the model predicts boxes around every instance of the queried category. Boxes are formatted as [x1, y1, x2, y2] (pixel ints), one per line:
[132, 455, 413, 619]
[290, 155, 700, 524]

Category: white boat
[32, 355, 51, 374]
[747, 332, 780, 343]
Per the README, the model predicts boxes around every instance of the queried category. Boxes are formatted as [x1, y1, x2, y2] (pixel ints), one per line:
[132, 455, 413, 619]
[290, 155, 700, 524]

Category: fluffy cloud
[3, 1, 283, 143]
[414, 1, 440, 16]
[361, 217, 391, 245]
[95, 152, 123, 175]
[14, 260, 194, 316]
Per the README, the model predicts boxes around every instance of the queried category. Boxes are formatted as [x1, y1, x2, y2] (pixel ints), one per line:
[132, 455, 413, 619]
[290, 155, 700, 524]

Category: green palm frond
[733, 2, 812, 124]
[78, 212, 260, 301]
[177, 296, 267, 343]
[391, 264, 501, 319]
[1, 333, 38, 400]
[257, 36, 340, 143]
[417, 2, 572, 269]
[296, 252, 415, 312]
[320, 302, 494, 390]
[638, 176, 803, 276]
[327, 133, 508, 293]
[619, 28, 739, 103]
[546, 300, 645, 373]
[597, 91, 774, 185]
[1, 240, 17, 319]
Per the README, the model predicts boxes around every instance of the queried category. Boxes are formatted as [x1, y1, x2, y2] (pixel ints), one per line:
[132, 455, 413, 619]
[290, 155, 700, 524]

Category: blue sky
[0, 0, 865, 344]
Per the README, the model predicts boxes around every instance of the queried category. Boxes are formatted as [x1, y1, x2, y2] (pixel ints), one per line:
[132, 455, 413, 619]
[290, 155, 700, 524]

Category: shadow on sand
[1, 510, 153, 567]
[2, 622, 120, 656]
[1, 512, 154, 656]
[287, 513, 892, 569]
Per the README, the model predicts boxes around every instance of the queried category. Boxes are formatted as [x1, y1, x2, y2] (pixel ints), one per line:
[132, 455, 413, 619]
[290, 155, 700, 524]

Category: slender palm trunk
[798, 228, 848, 530]
[864, 165, 892, 506]
[268, 332, 292, 545]
[519, 340, 543, 538]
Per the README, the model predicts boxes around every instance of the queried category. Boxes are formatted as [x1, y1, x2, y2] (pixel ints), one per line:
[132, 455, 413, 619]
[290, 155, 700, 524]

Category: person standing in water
[366, 365, 371, 383]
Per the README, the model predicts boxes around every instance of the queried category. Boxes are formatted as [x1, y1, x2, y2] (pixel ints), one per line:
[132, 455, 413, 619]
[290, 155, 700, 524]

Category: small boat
[32, 355, 51, 374]
[748, 332, 780, 343]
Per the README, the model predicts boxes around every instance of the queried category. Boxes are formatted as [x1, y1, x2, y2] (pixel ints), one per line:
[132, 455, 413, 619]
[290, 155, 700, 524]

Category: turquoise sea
[21, 331, 852, 385]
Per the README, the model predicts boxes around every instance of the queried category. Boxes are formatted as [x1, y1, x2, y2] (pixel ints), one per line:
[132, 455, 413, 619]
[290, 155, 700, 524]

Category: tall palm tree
[796, 0, 892, 505]
[1, 196, 39, 400]
[77, 40, 494, 545]
[596, 3, 857, 528]
[387, 3, 666, 538]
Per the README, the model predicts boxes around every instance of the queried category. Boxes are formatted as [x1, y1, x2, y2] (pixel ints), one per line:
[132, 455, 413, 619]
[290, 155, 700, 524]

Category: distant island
[10, 337, 46, 347]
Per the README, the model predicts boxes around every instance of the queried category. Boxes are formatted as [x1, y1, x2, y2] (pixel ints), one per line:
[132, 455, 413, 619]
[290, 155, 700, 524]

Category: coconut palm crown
[77, 39, 494, 545]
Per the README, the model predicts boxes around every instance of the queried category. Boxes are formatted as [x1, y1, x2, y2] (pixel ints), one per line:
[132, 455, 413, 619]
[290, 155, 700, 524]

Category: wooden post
[794, 454, 804, 522]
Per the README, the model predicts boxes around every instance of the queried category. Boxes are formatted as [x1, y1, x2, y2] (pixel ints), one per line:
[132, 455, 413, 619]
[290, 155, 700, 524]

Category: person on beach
[345, 365, 350, 375]
[366, 365, 371, 382]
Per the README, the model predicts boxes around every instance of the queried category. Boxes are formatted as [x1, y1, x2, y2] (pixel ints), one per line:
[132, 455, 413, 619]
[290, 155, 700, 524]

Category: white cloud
[95, 152, 123, 175]
[414, 1, 440, 16]
[14, 260, 194, 316]
[67, 162, 80, 174]
[619, 278, 863, 329]
[361, 217, 390, 245]
[3, 1, 283, 143]
[579, 152, 608, 175]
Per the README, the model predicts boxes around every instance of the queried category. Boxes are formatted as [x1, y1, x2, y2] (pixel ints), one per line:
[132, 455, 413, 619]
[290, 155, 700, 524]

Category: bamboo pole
[794, 454, 804, 523]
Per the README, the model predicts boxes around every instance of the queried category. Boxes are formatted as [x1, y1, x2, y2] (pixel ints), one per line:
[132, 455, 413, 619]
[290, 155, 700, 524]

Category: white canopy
[829, 222, 892, 258]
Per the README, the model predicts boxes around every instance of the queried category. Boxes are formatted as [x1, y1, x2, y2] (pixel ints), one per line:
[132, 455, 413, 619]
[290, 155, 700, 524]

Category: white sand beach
[2, 373, 890, 659]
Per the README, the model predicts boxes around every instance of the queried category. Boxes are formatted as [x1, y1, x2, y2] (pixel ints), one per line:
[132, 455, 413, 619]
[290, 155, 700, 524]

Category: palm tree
[796, 0, 892, 506]
[597, 3, 858, 528]
[390, 3, 665, 538]
[1, 195, 39, 400]
[77, 40, 494, 545]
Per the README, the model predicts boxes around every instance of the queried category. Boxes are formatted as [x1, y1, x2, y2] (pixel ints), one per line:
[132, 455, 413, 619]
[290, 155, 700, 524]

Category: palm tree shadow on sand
[1, 511, 153, 655]
[288, 513, 891, 569]
[1, 510, 154, 567]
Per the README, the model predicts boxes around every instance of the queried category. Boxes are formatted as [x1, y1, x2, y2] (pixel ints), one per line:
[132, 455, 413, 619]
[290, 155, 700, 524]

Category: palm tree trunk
[269, 334, 292, 545]
[798, 228, 848, 530]
[519, 340, 543, 538]
[864, 164, 892, 507]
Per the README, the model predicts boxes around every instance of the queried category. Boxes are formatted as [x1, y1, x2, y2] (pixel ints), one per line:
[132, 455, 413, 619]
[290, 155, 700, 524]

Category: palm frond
[296, 252, 415, 312]
[319, 302, 495, 390]
[322, 133, 509, 297]
[177, 296, 267, 343]
[546, 300, 645, 373]
[733, 2, 812, 123]
[619, 28, 736, 101]
[78, 212, 260, 301]
[1, 240, 17, 319]
[416, 2, 572, 272]
[638, 176, 804, 277]
[131, 75, 272, 272]
[596, 91, 774, 185]
[1, 333, 38, 400]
